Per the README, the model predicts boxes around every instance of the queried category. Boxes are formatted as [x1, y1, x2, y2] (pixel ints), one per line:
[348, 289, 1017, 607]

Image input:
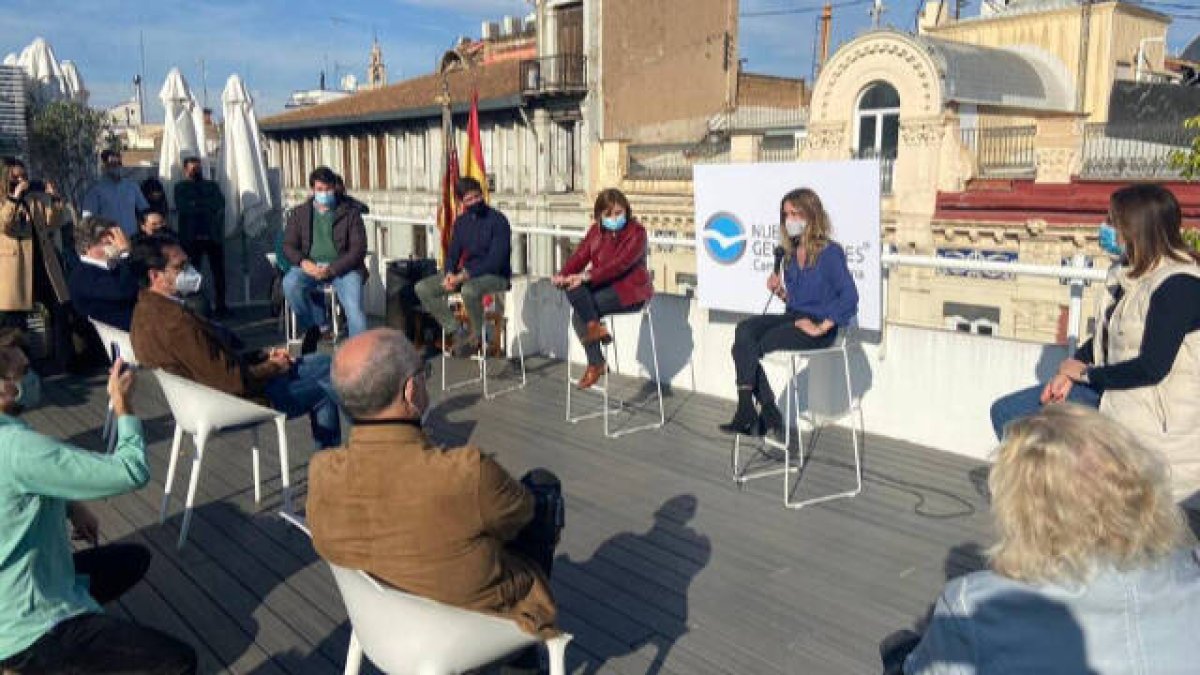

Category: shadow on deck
[27, 311, 996, 674]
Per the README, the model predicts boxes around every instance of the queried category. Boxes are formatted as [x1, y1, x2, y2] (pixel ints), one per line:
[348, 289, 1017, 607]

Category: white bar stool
[440, 286, 527, 400]
[731, 332, 864, 509]
[565, 301, 665, 438]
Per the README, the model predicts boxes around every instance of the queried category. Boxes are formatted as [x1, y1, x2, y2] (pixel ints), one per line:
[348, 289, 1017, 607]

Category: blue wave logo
[702, 212, 747, 265]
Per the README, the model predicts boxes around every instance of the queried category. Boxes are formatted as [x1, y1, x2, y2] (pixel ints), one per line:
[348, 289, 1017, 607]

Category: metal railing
[727, 106, 808, 132]
[853, 149, 896, 195]
[1079, 123, 1191, 180]
[759, 138, 799, 163]
[959, 125, 1037, 179]
[363, 213, 1106, 348]
[627, 139, 732, 181]
[520, 54, 587, 95]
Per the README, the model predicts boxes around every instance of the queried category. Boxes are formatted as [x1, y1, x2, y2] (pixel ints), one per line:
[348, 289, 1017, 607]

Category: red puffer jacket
[559, 219, 654, 306]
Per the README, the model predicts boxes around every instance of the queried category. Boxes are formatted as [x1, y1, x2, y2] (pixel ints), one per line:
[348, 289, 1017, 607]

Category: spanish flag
[462, 90, 488, 201]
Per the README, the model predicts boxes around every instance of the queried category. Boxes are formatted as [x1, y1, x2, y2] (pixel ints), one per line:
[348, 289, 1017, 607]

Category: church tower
[367, 38, 387, 89]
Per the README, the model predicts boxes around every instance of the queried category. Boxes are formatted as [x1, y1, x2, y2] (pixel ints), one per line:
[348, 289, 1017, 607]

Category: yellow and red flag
[462, 90, 488, 201]
[437, 145, 461, 260]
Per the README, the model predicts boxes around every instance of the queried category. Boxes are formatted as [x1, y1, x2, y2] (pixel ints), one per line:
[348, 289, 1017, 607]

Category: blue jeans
[263, 353, 341, 449]
[282, 267, 367, 337]
[989, 381, 1102, 440]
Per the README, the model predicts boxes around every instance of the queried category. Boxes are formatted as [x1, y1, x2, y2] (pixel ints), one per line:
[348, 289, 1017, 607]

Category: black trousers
[731, 313, 837, 407]
[0, 543, 197, 674]
[185, 238, 227, 311]
[506, 469, 564, 669]
[566, 284, 644, 366]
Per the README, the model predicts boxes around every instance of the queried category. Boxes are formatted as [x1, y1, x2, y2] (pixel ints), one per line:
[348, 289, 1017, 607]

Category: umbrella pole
[242, 229, 251, 305]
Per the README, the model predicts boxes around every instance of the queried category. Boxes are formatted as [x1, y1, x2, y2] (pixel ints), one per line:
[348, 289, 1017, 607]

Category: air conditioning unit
[502, 16, 519, 37]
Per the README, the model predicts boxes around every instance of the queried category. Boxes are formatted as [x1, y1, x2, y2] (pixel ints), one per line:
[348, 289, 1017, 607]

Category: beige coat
[307, 421, 559, 637]
[0, 195, 69, 311]
[1094, 256, 1200, 504]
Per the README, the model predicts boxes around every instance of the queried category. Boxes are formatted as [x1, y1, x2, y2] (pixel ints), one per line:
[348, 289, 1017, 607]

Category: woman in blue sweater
[720, 188, 859, 437]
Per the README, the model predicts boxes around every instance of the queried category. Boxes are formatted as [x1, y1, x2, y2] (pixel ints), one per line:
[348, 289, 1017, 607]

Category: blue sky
[2, 0, 1197, 119]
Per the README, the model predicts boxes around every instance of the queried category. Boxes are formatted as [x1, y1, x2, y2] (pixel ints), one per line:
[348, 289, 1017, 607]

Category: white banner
[693, 160, 882, 331]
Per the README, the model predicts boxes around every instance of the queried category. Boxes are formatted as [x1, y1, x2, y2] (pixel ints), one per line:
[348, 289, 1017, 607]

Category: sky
[1, 0, 1198, 119]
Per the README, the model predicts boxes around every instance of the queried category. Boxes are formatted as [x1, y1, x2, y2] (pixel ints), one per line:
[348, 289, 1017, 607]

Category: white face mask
[785, 218, 807, 238]
[174, 264, 203, 296]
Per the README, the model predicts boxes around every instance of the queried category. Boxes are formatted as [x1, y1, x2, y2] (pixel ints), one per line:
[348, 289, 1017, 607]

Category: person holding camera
[1, 157, 70, 330]
[0, 328, 197, 673]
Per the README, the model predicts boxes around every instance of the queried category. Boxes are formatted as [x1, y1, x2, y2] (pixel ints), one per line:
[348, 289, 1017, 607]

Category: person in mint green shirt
[0, 330, 196, 673]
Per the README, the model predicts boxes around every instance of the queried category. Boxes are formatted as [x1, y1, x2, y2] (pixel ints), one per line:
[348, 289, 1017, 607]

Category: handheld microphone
[762, 246, 787, 314]
[772, 246, 785, 274]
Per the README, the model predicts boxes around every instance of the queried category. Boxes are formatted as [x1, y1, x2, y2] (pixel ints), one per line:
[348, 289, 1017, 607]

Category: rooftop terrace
[31, 311, 1013, 675]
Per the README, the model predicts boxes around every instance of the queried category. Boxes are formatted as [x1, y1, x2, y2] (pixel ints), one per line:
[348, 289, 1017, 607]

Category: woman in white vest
[990, 184, 1200, 505]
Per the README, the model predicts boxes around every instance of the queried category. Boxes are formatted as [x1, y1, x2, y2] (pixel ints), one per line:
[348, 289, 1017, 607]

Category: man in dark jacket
[68, 216, 139, 331]
[282, 166, 368, 353]
[415, 177, 511, 357]
[173, 157, 228, 316]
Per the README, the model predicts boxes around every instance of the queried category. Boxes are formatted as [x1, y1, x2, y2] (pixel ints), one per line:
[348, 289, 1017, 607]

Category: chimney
[817, 3, 833, 75]
[919, 0, 951, 34]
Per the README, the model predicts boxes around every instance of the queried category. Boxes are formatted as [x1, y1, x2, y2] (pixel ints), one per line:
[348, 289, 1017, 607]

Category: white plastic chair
[730, 332, 864, 509]
[272, 252, 373, 346]
[329, 563, 572, 675]
[90, 319, 138, 453]
[565, 301, 665, 438]
[153, 369, 291, 548]
[441, 286, 527, 400]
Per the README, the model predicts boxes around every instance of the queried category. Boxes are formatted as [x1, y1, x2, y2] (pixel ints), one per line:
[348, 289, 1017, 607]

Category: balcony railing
[854, 149, 896, 196]
[520, 54, 587, 96]
[960, 125, 1037, 179]
[627, 139, 731, 181]
[1079, 123, 1191, 180]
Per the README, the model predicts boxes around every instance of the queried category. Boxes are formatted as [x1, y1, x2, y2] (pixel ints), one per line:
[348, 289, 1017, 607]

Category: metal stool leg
[784, 343, 865, 509]
[732, 354, 798, 484]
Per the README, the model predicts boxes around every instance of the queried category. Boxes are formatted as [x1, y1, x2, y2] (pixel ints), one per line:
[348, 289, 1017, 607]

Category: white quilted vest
[1093, 256, 1200, 505]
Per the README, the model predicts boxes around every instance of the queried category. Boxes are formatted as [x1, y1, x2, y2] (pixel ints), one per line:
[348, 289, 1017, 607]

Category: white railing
[362, 214, 1106, 348]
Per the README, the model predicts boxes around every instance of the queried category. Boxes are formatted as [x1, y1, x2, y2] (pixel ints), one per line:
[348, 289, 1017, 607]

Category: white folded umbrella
[158, 67, 203, 208]
[218, 73, 273, 239]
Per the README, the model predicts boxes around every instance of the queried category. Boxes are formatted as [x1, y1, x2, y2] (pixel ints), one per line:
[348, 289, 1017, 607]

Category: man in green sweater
[0, 328, 196, 672]
[174, 156, 228, 316]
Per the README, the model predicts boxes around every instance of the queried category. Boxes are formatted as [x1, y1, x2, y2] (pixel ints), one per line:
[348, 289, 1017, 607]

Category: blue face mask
[313, 191, 336, 207]
[602, 214, 627, 231]
[13, 369, 41, 411]
[1099, 222, 1125, 257]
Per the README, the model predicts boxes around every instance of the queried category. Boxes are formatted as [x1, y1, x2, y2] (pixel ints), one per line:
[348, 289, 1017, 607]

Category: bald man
[306, 329, 565, 667]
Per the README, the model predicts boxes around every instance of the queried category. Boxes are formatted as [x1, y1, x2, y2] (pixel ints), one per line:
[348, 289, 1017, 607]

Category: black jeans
[566, 284, 644, 366]
[0, 543, 197, 674]
[506, 469, 564, 669]
[185, 237, 227, 311]
[731, 313, 837, 406]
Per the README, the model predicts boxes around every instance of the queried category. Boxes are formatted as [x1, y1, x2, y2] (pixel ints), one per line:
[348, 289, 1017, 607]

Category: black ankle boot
[719, 390, 760, 435]
[758, 403, 785, 441]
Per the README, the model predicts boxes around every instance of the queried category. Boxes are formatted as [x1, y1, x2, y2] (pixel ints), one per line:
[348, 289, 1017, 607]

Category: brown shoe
[577, 363, 607, 389]
[581, 320, 612, 346]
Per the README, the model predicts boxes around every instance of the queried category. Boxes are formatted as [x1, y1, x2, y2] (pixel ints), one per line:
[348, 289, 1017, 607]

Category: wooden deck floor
[27, 312, 997, 674]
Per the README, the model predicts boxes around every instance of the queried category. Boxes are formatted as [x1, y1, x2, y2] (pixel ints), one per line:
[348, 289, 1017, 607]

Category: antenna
[869, 0, 887, 28]
[197, 58, 209, 109]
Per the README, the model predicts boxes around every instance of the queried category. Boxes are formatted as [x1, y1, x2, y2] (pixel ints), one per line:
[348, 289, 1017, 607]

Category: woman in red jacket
[552, 189, 654, 389]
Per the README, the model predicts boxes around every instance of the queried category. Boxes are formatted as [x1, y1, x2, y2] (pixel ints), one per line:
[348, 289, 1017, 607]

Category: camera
[25, 180, 46, 193]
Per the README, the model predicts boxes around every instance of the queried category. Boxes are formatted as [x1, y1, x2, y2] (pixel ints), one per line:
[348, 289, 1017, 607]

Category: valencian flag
[436, 145, 461, 260]
[462, 89, 488, 202]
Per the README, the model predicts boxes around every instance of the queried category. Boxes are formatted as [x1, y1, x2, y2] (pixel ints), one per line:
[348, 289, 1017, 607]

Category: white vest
[1093, 256, 1200, 505]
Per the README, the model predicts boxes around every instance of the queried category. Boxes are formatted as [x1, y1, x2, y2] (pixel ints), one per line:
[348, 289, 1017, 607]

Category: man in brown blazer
[307, 328, 563, 669]
[129, 234, 341, 448]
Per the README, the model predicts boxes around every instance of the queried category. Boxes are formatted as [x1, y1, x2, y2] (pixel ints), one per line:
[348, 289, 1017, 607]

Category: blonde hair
[988, 403, 1183, 584]
[778, 188, 832, 269]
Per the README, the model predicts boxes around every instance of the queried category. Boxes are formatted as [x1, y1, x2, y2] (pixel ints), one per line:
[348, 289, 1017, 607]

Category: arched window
[855, 82, 900, 160]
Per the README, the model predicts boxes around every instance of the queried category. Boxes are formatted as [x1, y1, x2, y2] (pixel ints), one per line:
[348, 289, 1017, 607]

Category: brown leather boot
[577, 363, 607, 389]
[581, 320, 612, 346]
